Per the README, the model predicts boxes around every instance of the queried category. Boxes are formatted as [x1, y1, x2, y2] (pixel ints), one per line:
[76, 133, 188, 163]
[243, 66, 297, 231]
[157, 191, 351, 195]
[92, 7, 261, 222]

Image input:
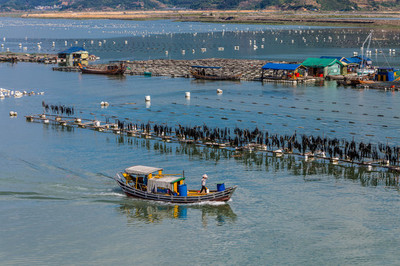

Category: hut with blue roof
[261, 62, 306, 80]
[58, 47, 88, 61]
[350, 55, 372, 67]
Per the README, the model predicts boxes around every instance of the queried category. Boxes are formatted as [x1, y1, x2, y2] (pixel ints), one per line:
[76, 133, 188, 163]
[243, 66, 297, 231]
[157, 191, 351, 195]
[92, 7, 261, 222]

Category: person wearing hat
[200, 174, 208, 193]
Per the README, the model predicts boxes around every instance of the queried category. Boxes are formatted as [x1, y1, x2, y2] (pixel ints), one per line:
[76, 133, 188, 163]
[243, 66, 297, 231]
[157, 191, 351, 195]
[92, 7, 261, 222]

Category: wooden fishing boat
[114, 165, 237, 203]
[190, 66, 241, 81]
[79, 62, 126, 75]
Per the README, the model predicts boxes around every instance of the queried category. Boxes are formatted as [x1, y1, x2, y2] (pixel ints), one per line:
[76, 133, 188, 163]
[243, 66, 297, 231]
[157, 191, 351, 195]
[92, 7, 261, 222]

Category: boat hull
[114, 175, 237, 204]
[80, 64, 126, 75]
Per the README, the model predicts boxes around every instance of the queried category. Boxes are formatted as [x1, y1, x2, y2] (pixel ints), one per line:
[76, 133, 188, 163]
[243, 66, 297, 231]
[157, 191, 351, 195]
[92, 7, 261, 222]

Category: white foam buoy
[217, 89, 223, 94]
[43, 119, 49, 124]
[9, 111, 17, 116]
[185, 92, 190, 98]
[145, 95, 151, 102]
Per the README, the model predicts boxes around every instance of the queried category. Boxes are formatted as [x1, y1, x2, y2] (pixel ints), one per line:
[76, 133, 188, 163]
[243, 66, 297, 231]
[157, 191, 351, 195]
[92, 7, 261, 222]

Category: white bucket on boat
[206, 188, 209, 193]
[145, 95, 151, 102]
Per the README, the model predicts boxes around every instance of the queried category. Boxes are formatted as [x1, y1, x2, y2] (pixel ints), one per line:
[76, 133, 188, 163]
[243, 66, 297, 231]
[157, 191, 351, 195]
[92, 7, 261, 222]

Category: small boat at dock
[114, 165, 237, 203]
[190, 65, 241, 81]
[79, 62, 126, 75]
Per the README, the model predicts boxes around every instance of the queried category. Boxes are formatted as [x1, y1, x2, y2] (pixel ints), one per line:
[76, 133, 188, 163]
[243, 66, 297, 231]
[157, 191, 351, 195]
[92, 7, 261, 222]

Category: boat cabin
[123, 165, 185, 195]
[376, 67, 400, 82]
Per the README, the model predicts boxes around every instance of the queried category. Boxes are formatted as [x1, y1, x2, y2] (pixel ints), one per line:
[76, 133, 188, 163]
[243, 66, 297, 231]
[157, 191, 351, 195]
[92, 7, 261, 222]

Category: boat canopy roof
[191, 65, 221, 69]
[147, 176, 185, 193]
[262, 62, 302, 71]
[125, 165, 163, 175]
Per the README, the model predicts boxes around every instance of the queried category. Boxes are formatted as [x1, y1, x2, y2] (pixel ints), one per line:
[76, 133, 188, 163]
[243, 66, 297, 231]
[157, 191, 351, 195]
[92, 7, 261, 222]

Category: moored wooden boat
[190, 66, 241, 81]
[114, 165, 237, 203]
[79, 62, 126, 75]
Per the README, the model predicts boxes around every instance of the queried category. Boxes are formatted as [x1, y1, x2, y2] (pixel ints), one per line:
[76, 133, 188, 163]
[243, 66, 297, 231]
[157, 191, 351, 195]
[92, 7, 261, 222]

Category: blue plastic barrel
[217, 183, 225, 191]
[178, 184, 187, 197]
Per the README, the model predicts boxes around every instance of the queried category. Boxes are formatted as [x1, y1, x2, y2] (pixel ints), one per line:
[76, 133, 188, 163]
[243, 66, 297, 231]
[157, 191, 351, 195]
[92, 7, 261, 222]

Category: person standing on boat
[200, 174, 208, 193]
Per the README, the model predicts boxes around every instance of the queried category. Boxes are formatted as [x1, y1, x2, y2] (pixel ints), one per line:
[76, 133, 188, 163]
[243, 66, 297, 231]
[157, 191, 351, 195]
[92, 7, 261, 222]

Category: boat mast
[360, 31, 373, 69]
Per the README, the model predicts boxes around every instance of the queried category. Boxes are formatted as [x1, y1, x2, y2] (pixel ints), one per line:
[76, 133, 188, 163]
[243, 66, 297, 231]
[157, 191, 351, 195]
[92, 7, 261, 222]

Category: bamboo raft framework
[25, 113, 400, 173]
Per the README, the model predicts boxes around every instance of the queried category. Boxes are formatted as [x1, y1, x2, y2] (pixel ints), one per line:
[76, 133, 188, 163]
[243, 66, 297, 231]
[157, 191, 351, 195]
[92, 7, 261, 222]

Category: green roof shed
[302, 58, 344, 76]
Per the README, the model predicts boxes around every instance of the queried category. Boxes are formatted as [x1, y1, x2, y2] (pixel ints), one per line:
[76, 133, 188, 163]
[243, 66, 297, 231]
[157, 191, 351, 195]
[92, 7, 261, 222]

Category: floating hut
[261, 63, 307, 80]
[58, 47, 88, 62]
[320, 56, 357, 75]
[350, 55, 373, 67]
[302, 58, 344, 77]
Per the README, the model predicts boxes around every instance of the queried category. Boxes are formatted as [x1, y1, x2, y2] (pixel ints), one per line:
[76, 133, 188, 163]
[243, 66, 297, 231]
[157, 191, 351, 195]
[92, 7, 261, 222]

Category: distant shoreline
[8, 10, 400, 29]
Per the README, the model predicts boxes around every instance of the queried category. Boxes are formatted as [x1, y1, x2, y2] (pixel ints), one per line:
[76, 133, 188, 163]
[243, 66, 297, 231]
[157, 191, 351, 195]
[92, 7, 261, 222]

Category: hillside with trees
[0, 0, 398, 12]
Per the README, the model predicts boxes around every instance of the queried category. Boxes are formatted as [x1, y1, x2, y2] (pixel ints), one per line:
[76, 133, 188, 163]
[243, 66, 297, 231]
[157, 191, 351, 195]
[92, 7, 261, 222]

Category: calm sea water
[1, 18, 400, 265]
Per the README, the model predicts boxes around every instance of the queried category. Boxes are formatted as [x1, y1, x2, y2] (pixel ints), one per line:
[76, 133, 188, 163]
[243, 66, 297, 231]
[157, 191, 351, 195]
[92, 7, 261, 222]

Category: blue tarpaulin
[58, 47, 86, 55]
[350, 56, 372, 65]
[262, 63, 301, 71]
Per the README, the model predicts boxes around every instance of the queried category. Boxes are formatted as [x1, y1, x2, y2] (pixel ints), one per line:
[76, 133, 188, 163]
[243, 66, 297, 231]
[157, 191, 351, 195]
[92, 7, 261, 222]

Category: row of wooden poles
[26, 111, 400, 172]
